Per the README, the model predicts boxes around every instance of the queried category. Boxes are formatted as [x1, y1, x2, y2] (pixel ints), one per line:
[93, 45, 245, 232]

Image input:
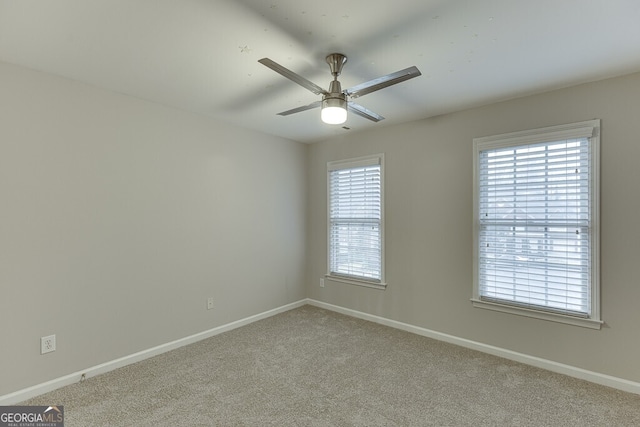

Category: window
[472, 120, 601, 329]
[327, 154, 385, 288]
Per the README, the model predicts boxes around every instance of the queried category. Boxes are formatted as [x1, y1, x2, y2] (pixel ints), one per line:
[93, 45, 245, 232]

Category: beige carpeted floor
[23, 305, 640, 426]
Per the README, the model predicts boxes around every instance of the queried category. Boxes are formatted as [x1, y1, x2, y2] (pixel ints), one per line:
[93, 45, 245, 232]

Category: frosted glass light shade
[321, 106, 347, 124]
[321, 97, 347, 124]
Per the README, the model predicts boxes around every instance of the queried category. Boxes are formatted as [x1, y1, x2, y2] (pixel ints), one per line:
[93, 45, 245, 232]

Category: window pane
[478, 138, 592, 316]
[328, 160, 382, 283]
[330, 222, 381, 280]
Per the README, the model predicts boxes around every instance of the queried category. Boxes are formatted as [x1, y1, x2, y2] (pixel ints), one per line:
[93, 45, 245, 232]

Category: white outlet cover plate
[41, 335, 56, 354]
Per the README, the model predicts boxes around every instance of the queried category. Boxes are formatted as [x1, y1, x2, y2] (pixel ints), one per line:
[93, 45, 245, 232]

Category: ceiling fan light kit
[259, 53, 421, 125]
[321, 74, 348, 124]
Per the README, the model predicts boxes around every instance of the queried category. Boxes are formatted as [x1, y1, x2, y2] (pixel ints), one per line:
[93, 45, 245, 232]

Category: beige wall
[0, 62, 308, 395]
[307, 72, 640, 383]
[3, 59, 640, 397]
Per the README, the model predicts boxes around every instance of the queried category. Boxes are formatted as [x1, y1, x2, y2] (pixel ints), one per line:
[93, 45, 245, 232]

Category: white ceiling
[1, 0, 640, 143]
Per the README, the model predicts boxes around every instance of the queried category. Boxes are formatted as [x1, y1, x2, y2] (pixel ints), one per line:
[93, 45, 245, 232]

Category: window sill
[325, 274, 387, 290]
[471, 299, 603, 330]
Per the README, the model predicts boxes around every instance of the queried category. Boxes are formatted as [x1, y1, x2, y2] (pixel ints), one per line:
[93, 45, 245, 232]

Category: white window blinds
[474, 120, 600, 323]
[328, 156, 383, 283]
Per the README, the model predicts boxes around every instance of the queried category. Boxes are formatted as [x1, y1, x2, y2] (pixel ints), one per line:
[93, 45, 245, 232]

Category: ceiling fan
[258, 53, 421, 125]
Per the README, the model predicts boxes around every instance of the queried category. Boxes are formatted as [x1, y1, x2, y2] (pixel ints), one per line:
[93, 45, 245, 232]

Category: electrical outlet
[207, 297, 214, 310]
[320, 278, 325, 288]
[41, 335, 56, 354]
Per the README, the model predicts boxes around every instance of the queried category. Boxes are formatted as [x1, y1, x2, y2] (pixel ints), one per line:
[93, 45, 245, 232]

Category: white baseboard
[0, 299, 307, 405]
[307, 299, 640, 396]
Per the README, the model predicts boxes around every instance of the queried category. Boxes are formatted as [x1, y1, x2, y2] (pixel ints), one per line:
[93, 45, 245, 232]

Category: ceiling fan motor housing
[322, 92, 347, 108]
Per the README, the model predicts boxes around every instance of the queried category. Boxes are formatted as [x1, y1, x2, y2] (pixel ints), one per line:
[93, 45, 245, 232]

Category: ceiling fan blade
[345, 66, 421, 99]
[347, 102, 385, 122]
[277, 100, 323, 116]
[259, 58, 327, 96]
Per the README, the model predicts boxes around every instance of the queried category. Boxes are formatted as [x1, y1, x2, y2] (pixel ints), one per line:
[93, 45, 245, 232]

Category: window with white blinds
[327, 155, 384, 287]
[472, 120, 601, 328]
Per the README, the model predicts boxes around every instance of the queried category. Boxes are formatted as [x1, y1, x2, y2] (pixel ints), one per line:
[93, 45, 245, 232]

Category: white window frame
[472, 120, 601, 329]
[327, 154, 386, 289]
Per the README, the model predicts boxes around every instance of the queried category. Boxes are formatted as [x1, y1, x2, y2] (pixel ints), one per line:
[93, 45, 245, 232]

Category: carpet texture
[22, 305, 640, 426]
